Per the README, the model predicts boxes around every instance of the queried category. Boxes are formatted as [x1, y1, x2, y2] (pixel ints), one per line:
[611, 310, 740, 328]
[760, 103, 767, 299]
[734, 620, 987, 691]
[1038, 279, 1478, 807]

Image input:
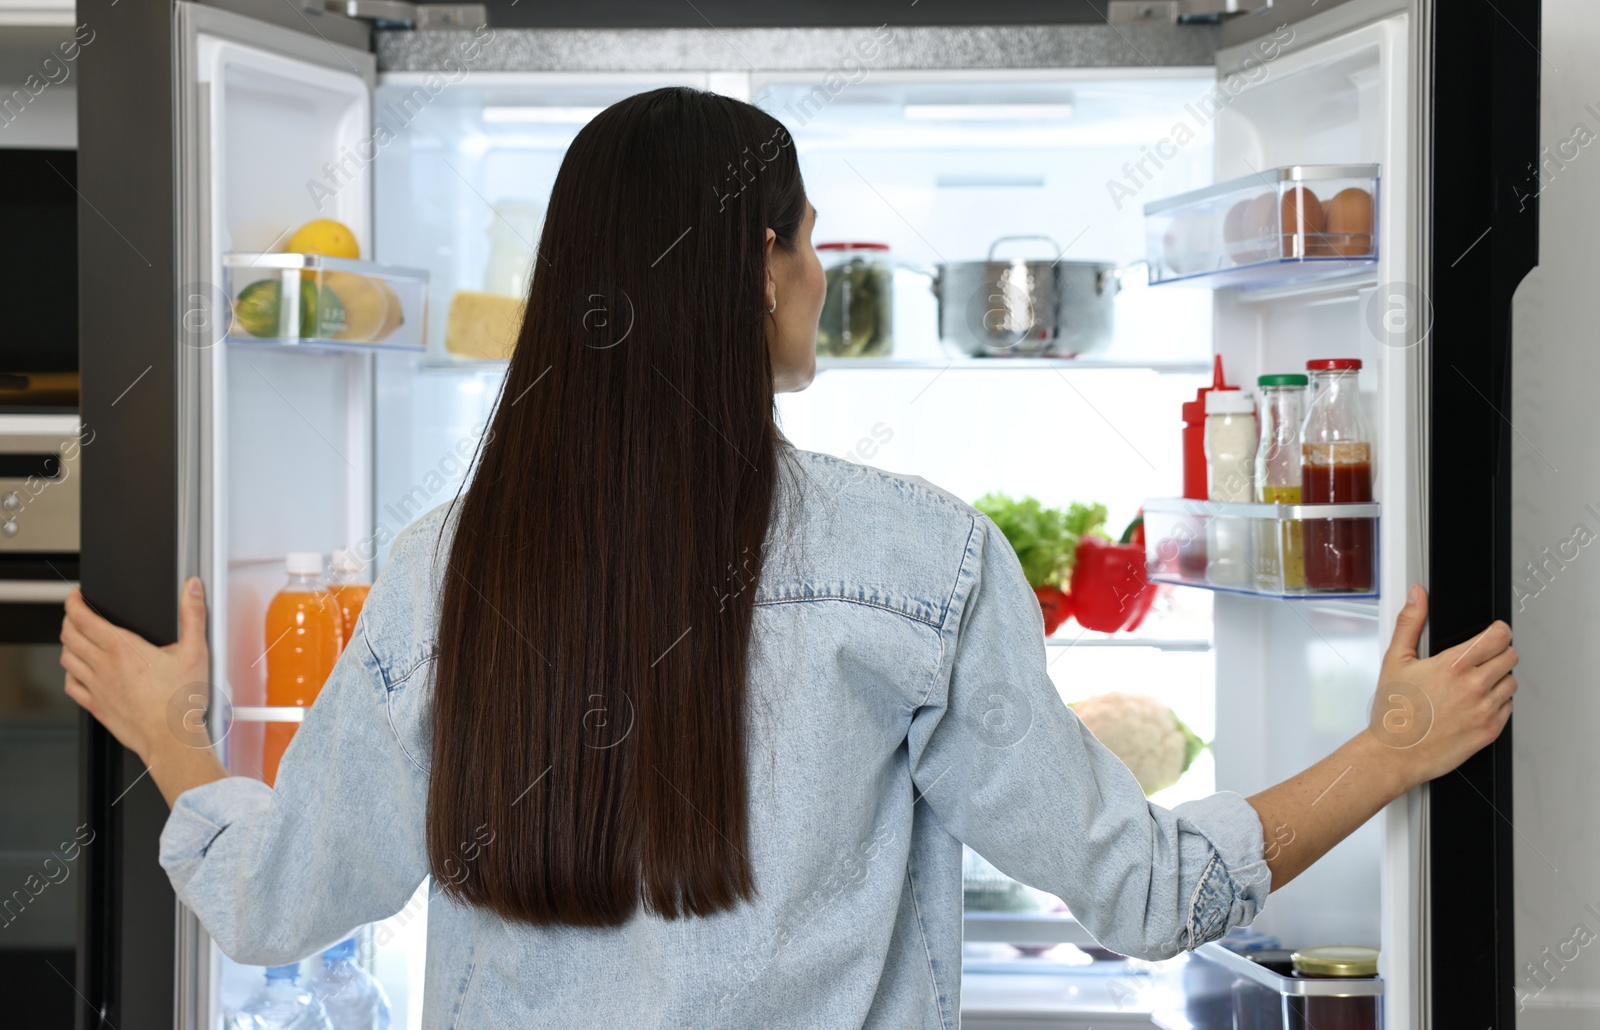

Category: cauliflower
[1070, 692, 1205, 796]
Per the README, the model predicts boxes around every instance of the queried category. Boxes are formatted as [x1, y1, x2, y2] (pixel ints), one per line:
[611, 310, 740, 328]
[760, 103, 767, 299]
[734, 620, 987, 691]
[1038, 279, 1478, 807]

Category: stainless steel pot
[931, 235, 1124, 358]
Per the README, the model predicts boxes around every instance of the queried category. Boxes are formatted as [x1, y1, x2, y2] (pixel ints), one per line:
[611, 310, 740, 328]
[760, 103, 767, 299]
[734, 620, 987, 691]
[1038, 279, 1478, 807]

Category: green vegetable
[973, 492, 1109, 589]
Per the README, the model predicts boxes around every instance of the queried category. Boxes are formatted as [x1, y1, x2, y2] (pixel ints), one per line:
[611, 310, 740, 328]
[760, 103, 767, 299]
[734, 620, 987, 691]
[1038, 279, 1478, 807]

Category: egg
[1322, 187, 1375, 256]
[1164, 210, 1219, 275]
[1238, 193, 1279, 264]
[1280, 186, 1325, 257]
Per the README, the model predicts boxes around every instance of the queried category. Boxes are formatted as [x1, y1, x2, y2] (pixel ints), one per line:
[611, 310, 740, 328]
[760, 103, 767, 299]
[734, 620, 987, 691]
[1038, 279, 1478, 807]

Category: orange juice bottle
[328, 549, 371, 651]
[262, 552, 342, 786]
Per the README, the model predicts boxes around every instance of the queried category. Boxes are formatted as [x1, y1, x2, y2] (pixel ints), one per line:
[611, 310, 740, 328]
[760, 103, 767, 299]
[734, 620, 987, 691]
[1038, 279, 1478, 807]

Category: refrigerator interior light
[902, 102, 1075, 121]
[482, 105, 605, 123]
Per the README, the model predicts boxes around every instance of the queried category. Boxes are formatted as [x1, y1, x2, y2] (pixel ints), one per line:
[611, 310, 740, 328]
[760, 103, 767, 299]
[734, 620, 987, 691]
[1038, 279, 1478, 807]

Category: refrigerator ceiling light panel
[482, 105, 604, 123]
[902, 102, 1075, 120]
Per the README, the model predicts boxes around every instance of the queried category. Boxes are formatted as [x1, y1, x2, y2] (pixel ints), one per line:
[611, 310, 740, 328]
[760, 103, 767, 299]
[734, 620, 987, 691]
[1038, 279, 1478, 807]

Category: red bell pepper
[1070, 521, 1157, 633]
[1034, 585, 1072, 635]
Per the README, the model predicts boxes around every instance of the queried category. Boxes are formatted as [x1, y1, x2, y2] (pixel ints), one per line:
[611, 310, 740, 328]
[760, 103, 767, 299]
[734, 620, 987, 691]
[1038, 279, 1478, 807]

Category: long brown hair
[427, 88, 805, 926]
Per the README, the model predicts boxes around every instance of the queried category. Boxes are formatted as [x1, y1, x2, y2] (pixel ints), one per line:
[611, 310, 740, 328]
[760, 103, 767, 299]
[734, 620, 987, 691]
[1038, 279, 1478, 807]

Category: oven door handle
[0, 580, 78, 603]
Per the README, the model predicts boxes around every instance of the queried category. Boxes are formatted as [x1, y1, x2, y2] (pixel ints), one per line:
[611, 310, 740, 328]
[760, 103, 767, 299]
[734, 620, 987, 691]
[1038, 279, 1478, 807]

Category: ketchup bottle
[1300, 358, 1374, 592]
[1183, 355, 1231, 501]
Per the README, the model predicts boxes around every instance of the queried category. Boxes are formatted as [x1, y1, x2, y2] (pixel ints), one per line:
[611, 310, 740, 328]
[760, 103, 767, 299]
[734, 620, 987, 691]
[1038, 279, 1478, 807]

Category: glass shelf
[227, 706, 306, 723]
[222, 253, 429, 354]
[1044, 635, 1211, 652]
[412, 355, 1213, 375]
[1142, 497, 1380, 600]
[1144, 164, 1380, 291]
[1152, 942, 1383, 1030]
[816, 356, 1212, 373]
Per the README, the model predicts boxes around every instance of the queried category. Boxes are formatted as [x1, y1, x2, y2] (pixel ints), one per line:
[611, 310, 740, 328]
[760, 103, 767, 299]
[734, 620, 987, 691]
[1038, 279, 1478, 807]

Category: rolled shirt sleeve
[908, 515, 1271, 960]
[159, 527, 437, 967]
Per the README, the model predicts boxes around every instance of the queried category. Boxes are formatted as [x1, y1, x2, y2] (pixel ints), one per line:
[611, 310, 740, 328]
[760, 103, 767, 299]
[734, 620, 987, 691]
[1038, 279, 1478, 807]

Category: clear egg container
[1144, 165, 1380, 289]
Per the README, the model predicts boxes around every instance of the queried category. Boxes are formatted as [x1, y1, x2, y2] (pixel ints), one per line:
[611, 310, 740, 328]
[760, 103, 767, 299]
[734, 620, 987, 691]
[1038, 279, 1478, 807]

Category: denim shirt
[160, 445, 1271, 1029]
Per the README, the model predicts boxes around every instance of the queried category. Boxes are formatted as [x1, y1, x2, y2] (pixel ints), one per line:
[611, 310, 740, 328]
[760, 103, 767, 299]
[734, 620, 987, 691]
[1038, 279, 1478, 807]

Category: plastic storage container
[1142, 498, 1379, 599]
[816, 242, 894, 358]
[223, 253, 429, 352]
[1144, 165, 1380, 288]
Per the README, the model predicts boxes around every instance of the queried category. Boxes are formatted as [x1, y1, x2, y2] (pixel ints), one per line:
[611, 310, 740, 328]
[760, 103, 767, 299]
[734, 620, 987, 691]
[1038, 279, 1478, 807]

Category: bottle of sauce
[1255, 374, 1308, 592]
[1204, 388, 1256, 586]
[1300, 358, 1374, 592]
[1287, 945, 1380, 1030]
[263, 552, 342, 786]
[1184, 351, 1228, 502]
[328, 548, 371, 651]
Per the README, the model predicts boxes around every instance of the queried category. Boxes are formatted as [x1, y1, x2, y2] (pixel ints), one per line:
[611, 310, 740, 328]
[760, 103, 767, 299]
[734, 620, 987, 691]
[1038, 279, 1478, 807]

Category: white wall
[1509, 1, 1600, 1025]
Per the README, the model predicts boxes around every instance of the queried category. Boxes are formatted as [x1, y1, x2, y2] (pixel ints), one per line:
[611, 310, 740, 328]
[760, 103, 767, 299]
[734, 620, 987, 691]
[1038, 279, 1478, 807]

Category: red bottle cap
[1306, 358, 1363, 371]
[1182, 354, 1235, 423]
[816, 242, 891, 251]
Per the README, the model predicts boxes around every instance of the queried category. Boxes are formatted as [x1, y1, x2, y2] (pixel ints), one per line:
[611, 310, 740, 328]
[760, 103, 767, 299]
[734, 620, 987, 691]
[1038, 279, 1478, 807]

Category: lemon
[375, 281, 405, 341]
[233, 278, 346, 339]
[325, 271, 389, 342]
[286, 219, 360, 259]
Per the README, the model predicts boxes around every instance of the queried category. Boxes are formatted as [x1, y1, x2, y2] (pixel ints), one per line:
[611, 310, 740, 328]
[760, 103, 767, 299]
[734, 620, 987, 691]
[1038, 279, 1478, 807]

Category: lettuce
[973, 492, 1110, 589]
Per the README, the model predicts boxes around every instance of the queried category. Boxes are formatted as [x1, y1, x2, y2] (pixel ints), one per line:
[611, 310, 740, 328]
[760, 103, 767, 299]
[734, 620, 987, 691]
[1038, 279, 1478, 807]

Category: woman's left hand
[60, 577, 212, 764]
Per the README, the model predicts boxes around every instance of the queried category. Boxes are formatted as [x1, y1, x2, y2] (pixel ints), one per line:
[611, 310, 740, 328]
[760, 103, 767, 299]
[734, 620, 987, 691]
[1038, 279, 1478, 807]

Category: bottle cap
[1205, 390, 1255, 415]
[265, 964, 301, 981]
[1307, 358, 1362, 371]
[285, 552, 323, 576]
[331, 549, 362, 574]
[815, 242, 890, 251]
[322, 937, 358, 961]
[1258, 373, 1308, 387]
[1291, 945, 1379, 977]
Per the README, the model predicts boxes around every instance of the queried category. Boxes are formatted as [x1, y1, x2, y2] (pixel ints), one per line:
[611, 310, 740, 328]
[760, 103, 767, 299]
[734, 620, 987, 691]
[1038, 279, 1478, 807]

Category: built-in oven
[0, 414, 82, 1027]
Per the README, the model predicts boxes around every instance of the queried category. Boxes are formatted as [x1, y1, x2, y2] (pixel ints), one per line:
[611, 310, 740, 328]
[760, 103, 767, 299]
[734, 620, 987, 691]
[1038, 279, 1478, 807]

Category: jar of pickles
[816, 242, 894, 358]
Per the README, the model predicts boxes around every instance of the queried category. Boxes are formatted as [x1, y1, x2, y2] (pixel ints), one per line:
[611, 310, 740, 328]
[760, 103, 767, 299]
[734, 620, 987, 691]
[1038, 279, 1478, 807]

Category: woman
[60, 88, 1516, 1028]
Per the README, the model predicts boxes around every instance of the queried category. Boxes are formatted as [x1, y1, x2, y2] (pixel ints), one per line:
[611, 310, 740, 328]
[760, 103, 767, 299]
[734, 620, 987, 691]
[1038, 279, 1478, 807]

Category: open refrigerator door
[170, 5, 431, 1027]
[1142, 2, 1422, 1026]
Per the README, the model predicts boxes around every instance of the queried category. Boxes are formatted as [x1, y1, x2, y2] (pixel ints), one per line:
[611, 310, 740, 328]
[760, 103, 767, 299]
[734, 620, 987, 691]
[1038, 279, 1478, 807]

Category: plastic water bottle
[230, 964, 332, 1030]
[309, 938, 391, 1030]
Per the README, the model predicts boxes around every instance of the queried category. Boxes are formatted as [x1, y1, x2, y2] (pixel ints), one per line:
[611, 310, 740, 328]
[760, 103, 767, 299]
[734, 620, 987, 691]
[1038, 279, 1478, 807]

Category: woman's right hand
[1371, 584, 1517, 786]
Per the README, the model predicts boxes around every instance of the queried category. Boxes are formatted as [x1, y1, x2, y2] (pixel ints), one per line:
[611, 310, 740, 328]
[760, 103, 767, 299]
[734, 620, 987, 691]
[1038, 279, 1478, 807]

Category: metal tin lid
[1307, 358, 1362, 371]
[816, 242, 890, 251]
[1258, 373, 1308, 387]
[1292, 945, 1380, 977]
[1205, 389, 1254, 415]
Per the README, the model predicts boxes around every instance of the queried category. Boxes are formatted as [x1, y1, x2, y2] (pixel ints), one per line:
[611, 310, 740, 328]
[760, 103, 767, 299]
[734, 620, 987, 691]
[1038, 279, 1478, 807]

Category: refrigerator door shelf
[1150, 941, 1383, 1030]
[228, 706, 307, 723]
[1144, 165, 1380, 291]
[814, 356, 1214, 373]
[221, 253, 429, 353]
[1142, 497, 1380, 600]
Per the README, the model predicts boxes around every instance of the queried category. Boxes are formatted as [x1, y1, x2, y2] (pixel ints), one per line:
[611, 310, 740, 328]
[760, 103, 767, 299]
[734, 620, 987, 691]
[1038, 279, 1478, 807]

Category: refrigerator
[73, 1, 1537, 1027]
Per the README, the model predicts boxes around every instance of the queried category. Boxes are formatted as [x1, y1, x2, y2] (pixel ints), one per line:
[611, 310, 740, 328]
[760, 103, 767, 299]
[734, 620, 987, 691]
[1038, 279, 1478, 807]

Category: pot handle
[1097, 259, 1150, 295]
[986, 234, 1062, 263]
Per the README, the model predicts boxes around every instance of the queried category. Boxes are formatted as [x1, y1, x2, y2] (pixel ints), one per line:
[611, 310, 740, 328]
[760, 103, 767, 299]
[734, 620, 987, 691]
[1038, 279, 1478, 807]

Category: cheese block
[446, 290, 525, 359]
